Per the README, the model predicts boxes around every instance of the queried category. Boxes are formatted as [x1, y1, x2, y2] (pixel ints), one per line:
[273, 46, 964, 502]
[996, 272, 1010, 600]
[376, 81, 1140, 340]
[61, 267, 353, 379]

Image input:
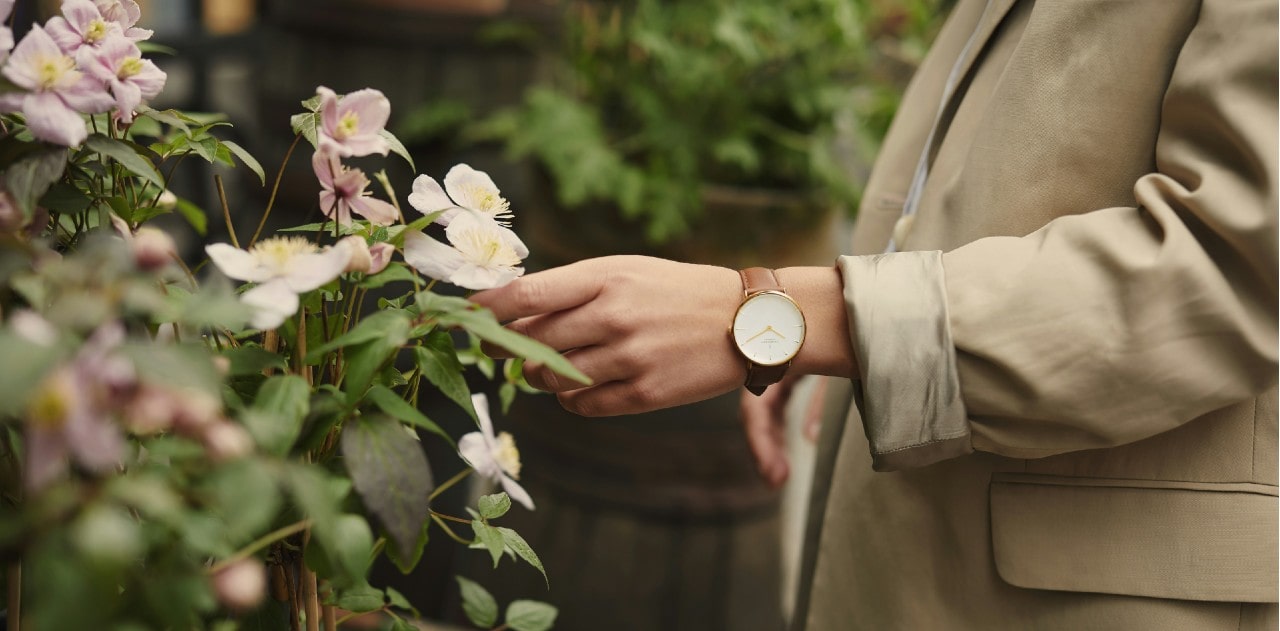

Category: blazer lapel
[935, 0, 1021, 130]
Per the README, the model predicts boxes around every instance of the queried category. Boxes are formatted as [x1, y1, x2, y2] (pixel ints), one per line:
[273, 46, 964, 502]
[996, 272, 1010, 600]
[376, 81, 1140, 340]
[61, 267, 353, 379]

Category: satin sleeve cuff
[837, 251, 973, 471]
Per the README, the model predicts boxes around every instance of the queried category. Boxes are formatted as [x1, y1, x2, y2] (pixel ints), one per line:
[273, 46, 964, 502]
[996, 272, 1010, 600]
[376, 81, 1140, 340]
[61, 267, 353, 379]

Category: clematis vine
[402, 211, 528, 290]
[408, 163, 514, 226]
[206, 236, 352, 330]
[458, 393, 534, 511]
[0, 25, 113, 145]
[46, 0, 122, 54]
[79, 33, 166, 123]
[313, 151, 398, 225]
[315, 86, 390, 158]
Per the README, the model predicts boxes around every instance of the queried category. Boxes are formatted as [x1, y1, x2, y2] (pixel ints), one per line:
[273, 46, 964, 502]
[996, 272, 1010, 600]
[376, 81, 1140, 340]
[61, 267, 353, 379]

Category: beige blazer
[796, 0, 1278, 629]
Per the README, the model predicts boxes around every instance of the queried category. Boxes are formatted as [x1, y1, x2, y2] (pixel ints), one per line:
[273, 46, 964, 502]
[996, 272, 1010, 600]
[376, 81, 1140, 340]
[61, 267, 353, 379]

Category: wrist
[775, 266, 858, 379]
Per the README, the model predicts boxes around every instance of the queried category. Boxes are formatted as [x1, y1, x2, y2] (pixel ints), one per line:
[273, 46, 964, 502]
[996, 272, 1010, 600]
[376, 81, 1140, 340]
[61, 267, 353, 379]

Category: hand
[740, 375, 829, 488]
[470, 255, 748, 416]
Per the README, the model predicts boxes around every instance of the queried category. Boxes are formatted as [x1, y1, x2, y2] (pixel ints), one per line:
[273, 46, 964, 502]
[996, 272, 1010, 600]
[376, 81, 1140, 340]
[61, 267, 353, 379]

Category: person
[472, 0, 1279, 628]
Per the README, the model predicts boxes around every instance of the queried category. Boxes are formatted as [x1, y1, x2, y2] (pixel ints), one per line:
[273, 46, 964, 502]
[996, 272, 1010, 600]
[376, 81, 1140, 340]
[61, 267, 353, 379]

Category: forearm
[775, 266, 858, 380]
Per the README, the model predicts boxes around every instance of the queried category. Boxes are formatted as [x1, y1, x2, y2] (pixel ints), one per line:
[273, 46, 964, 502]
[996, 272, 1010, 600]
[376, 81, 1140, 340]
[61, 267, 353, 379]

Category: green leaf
[364, 384, 454, 447]
[38, 181, 93, 215]
[385, 586, 414, 612]
[437, 305, 589, 386]
[290, 111, 319, 148]
[307, 308, 409, 361]
[307, 514, 375, 589]
[413, 330, 476, 422]
[220, 345, 288, 376]
[341, 310, 412, 397]
[201, 459, 281, 546]
[5, 146, 67, 218]
[455, 576, 499, 628]
[357, 262, 419, 290]
[301, 95, 322, 112]
[379, 129, 415, 171]
[472, 520, 505, 568]
[478, 493, 511, 521]
[135, 106, 192, 136]
[221, 139, 266, 185]
[506, 600, 559, 631]
[0, 331, 66, 416]
[172, 196, 208, 235]
[341, 414, 435, 570]
[83, 134, 163, 189]
[333, 582, 384, 613]
[244, 374, 310, 456]
[498, 527, 548, 587]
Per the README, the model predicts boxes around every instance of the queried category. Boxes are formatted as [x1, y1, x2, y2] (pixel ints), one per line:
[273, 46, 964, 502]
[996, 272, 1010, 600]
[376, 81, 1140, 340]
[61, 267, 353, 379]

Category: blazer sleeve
[839, 0, 1279, 471]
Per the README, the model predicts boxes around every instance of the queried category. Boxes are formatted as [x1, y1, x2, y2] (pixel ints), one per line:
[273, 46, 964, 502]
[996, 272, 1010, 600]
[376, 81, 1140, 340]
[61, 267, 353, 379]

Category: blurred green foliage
[405, 0, 949, 244]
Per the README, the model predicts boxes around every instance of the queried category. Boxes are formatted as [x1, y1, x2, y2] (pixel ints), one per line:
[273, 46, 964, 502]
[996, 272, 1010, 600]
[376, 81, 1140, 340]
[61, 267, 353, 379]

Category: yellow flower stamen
[250, 236, 318, 269]
[336, 111, 360, 139]
[84, 19, 110, 43]
[494, 432, 522, 479]
[117, 57, 144, 80]
[461, 183, 512, 221]
[27, 372, 73, 429]
[37, 55, 76, 90]
[458, 227, 520, 268]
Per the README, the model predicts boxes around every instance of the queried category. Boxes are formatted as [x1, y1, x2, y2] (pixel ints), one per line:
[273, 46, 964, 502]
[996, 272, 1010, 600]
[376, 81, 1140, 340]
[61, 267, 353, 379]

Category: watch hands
[743, 325, 787, 344]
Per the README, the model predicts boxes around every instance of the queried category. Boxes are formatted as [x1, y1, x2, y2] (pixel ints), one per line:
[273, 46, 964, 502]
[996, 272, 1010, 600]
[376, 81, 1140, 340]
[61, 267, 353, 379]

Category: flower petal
[367, 243, 394, 275]
[407, 174, 456, 220]
[499, 475, 535, 511]
[458, 431, 500, 478]
[340, 88, 391, 135]
[349, 196, 398, 226]
[443, 164, 501, 212]
[448, 264, 521, 291]
[282, 246, 350, 293]
[311, 150, 335, 188]
[205, 243, 271, 282]
[402, 230, 465, 281]
[23, 92, 87, 146]
[241, 279, 299, 330]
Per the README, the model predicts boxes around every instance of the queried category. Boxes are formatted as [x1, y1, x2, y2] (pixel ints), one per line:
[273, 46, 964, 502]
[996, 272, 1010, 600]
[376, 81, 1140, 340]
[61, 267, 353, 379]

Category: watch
[731, 267, 806, 396]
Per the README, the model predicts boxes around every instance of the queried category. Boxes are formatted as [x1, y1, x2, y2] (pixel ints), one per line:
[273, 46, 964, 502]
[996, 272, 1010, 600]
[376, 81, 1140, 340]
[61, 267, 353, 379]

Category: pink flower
[78, 34, 165, 123]
[22, 324, 133, 492]
[312, 152, 398, 225]
[368, 242, 394, 275]
[315, 86, 390, 157]
[91, 0, 152, 41]
[46, 0, 122, 55]
[0, 25, 113, 145]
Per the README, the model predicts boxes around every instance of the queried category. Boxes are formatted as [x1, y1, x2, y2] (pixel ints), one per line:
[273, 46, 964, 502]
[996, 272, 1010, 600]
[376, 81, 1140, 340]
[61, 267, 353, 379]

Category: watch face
[732, 291, 805, 366]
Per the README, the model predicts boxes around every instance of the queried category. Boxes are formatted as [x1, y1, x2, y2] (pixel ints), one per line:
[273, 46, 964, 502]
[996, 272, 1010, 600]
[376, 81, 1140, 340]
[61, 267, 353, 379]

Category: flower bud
[121, 385, 177, 435]
[201, 421, 254, 461]
[211, 355, 231, 377]
[157, 189, 178, 210]
[213, 558, 267, 612]
[367, 242, 394, 275]
[337, 235, 373, 273]
[172, 388, 222, 434]
[131, 227, 178, 271]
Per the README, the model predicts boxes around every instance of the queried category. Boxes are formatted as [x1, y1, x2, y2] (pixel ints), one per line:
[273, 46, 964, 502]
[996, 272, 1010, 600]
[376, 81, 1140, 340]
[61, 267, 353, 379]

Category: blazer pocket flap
[990, 474, 1278, 603]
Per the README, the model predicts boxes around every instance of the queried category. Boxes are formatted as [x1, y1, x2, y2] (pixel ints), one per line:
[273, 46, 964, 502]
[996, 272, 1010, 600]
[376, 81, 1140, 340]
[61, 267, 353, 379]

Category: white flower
[402, 211, 527, 290]
[408, 164, 513, 226]
[205, 237, 351, 330]
[457, 393, 533, 511]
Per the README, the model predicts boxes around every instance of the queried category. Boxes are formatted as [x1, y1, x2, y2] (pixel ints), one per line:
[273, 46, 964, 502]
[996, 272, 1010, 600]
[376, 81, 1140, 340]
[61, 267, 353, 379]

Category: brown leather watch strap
[745, 362, 788, 396]
[738, 267, 792, 396]
[740, 267, 782, 295]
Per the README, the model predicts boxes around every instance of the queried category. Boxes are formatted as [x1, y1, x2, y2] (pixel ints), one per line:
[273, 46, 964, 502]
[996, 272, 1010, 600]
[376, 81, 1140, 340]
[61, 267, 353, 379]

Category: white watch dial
[732, 291, 805, 366]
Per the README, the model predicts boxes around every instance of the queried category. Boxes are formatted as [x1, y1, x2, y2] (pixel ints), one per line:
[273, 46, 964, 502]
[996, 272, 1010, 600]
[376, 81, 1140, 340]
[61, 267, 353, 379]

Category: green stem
[249, 132, 303, 248]
[215, 174, 239, 248]
[208, 520, 311, 574]
[430, 513, 473, 545]
[429, 468, 473, 503]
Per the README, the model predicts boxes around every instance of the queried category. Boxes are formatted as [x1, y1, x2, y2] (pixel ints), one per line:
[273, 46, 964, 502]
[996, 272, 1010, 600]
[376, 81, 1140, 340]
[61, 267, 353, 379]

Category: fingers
[470, 259, 609, 323]
[521, 346, 633, 393]
[485, 303, 615, 358]
[740, 388, 790, 488]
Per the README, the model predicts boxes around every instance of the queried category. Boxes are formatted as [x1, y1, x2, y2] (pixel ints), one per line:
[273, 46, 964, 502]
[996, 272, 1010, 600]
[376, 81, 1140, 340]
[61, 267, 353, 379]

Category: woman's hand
[470, 255, 747, 416]
[471, 255, 857, 417]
